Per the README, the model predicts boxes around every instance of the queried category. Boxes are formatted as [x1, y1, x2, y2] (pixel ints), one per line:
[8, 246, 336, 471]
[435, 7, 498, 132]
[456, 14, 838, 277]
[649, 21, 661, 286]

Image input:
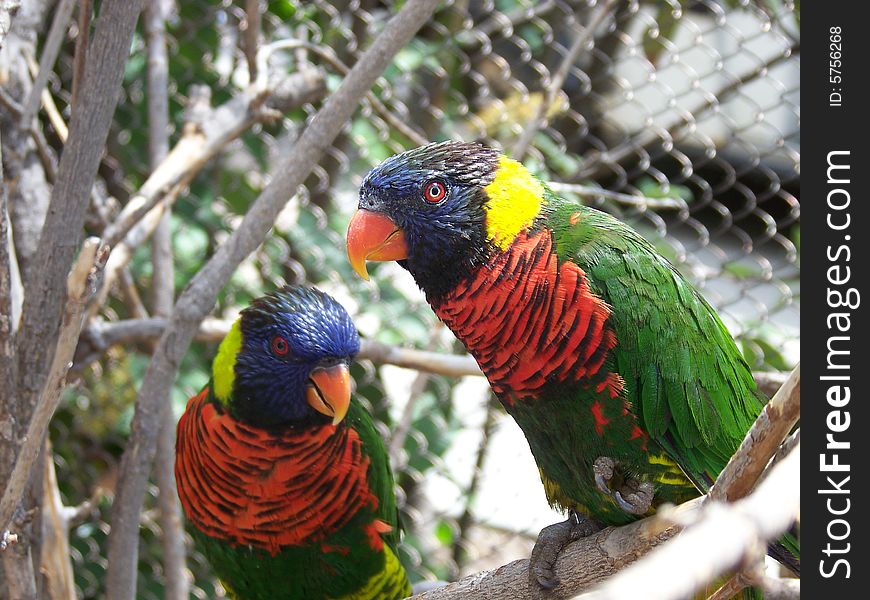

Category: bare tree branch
[413, 498, 702, 600]
[11, 0, 142, 507]
[412, 441, 799, 600]
[143, 0, 188, 597]
[70, 0, 93, 111]
[72, 317, 791, 401]
[388, 324, 444, 468]
[17, 0, 76, 129]
[258, 39, 429, 146]
[0, 238, 107, 536]
[243, 0, 260, 83]
[89, 67, 327, 318]
[512, 0, 619, 160]
[105, 1, 441, 597]
[709, 363, 800, 502]
[40, 441, 77, 600]
[573, 444, 800, 600]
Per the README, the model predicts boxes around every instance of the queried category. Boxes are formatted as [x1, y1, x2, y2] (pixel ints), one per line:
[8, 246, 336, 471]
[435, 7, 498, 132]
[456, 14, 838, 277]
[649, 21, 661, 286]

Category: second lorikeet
[175, 285, 412, 599]
[345, 141, 799, 587]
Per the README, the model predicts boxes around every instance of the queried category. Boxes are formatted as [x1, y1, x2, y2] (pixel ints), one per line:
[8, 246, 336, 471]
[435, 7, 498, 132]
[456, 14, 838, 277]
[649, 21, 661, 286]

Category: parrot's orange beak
[306, 363, 351, 425]
[346, 209, 408, 280]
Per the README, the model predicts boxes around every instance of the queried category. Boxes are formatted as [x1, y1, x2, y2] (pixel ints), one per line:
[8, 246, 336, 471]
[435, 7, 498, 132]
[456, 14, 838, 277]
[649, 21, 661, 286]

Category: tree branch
[104, 1, 441, 597]
[72, 317, 792, 400]
[413, 498, 702, 600]
[573, 444, 800, 600]
[243, 0, 260, 83]
[0, 238, 108, 536]
[70, 0, 93, 111]
[411, 441, 799, 600]
[17, 0, 77, 129]
[89, 67, 327, 318]
[40, 440, 77, 600]
[709, 363, 800, 502]
[143, 1, 188, 598]
[10, 0, 141, 511]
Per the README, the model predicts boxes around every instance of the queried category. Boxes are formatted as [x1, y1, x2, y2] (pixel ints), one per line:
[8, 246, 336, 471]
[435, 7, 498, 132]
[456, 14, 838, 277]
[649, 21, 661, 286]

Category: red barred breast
[433, 230, 620, 403]
[175, 389, 377, 555]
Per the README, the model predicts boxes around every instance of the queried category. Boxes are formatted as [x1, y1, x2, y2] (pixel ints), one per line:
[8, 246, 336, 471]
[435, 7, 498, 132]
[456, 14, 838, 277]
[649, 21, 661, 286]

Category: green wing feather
[547, 198, 763, 490]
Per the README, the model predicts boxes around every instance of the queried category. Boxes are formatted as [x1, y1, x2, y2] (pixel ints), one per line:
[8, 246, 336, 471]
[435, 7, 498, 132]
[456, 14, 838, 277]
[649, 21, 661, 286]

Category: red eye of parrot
[423, 180, 446, 204]
[271, 336, 290, 357]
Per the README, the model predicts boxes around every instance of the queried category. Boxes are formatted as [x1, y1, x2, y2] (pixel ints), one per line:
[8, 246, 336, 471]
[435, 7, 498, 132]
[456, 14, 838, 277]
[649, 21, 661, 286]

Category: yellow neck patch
[483, 155, 546, 249]
[212, 319, 243, 404]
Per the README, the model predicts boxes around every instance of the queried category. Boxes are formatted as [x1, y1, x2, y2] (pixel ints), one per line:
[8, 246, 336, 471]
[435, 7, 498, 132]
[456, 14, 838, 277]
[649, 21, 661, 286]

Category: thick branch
[574, 444, 800, 600]
[413, 499, 701, 600]
[709, 363, 800, 502]
[104, 1, 440, 597]
[0, 238, 107, 535]
[412, 442, 800, 600]
[11, 0, 141, 494]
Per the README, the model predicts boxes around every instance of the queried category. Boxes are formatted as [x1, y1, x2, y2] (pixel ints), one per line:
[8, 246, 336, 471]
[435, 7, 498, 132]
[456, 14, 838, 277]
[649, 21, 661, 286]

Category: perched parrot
[175, 285, 412, 600]
[346, 141, 799, 587]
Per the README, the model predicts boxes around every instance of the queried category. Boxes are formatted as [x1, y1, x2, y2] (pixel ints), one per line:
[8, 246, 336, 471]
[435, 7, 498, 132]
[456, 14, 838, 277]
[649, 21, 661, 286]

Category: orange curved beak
[346, 209, 408, 280]
[306, 364, 351, 425]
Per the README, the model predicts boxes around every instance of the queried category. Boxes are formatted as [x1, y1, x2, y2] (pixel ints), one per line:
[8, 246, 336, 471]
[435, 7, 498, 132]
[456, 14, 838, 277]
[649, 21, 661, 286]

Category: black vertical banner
[803, 3, 867, 597]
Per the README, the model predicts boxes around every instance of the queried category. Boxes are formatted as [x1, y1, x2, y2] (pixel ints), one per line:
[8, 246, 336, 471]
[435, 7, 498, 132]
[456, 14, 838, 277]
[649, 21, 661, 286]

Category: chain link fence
[44, 0, 799, 596]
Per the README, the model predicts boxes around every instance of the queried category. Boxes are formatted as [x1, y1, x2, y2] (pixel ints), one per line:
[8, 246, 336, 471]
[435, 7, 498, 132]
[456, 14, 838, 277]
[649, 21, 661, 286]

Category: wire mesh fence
[42, 0, 799, 596]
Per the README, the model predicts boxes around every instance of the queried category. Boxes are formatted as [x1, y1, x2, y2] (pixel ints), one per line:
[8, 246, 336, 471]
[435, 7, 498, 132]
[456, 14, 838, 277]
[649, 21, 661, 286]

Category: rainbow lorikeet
[346, 141, 799, 587]
[175, 286, 412, 599]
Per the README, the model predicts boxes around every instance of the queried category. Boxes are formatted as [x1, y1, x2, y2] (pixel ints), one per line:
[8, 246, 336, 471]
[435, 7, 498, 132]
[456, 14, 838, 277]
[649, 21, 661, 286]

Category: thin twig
[546, 181, 689, 212]
[71, 0, 93, 111]
[512, 0, 619, 160]
[451, 394, 498, 577]
[0, 239, 108, 536]
[88, 67, 326, 319]
[72, 316, 788, 399]
[144, 0, 188, 596]
[257, 39, 429, 146]
[18, 0, 77, 128]
[243, 0, 260, 83]
[105, 2, 441, 597]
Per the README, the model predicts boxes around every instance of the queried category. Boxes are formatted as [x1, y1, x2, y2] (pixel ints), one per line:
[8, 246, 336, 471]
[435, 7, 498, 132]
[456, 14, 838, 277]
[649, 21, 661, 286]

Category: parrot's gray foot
[529, 511, 603, 590]
[593, 456, 654, 515]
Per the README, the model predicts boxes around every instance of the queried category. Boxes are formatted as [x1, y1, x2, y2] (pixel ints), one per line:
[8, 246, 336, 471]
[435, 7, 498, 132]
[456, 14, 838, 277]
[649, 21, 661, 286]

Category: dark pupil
[428, 184, 441, 199]
[275, 339, 286, 352]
